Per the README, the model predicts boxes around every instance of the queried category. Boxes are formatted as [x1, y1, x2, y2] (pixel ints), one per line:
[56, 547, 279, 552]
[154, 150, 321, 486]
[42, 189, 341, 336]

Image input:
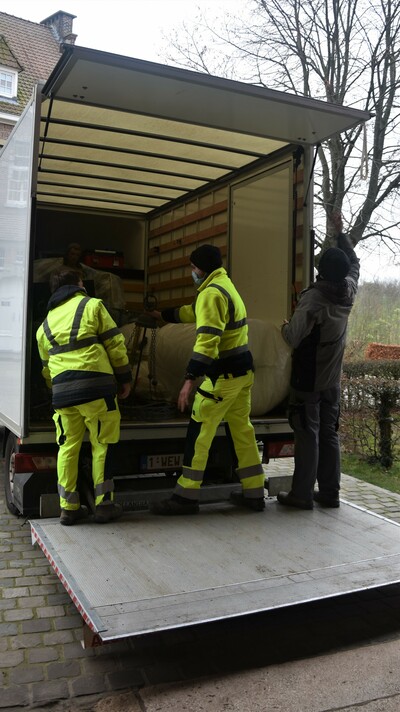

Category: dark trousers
[289, 386, 341, 501]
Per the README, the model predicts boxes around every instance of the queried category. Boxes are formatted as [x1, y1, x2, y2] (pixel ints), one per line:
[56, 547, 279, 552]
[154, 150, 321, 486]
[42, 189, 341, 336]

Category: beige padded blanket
[33, 258, 126, 309]
[129, 319, 291, 416]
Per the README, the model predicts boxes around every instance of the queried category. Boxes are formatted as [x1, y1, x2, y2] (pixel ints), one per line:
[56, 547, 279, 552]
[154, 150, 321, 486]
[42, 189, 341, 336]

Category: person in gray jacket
[277, 214, 360, 509]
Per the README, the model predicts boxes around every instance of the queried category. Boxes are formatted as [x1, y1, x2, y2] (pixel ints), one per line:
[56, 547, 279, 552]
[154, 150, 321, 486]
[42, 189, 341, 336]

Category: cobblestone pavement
[1, 454, 400, 711]
[267, 457, 400, 524]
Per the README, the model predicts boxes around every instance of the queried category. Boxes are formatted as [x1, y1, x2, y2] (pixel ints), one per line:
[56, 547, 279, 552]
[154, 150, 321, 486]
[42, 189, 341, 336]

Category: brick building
[0, 10, 77, 146]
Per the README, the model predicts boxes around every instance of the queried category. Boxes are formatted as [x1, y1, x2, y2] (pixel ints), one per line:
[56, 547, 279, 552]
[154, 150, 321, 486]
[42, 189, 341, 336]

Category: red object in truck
[83, 250, 124, 268]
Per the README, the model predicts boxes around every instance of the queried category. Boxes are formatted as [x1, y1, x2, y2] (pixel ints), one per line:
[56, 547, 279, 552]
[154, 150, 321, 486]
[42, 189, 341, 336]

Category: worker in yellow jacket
[36, 268, 132, 525]
[149, 244, 265, 515]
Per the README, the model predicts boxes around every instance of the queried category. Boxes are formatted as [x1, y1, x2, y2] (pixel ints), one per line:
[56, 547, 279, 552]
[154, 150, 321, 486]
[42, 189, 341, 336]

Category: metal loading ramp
[30, 500, 400, 644]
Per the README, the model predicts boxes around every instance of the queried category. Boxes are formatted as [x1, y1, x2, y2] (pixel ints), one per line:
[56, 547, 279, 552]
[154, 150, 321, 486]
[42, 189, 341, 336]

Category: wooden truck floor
[30, 499, 400, 646]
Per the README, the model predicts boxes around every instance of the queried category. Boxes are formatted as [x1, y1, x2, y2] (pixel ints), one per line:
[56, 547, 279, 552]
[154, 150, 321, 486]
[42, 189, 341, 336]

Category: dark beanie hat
[190, 244, 222, 273]
[318, 247, 351, 282]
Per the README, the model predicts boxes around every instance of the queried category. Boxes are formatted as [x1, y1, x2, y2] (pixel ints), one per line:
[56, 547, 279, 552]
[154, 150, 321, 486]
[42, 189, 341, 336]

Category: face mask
[192, 270, 205, 285]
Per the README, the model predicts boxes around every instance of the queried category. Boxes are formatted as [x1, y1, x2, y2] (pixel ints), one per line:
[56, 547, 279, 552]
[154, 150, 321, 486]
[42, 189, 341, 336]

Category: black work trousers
[288, 386, 341, 501]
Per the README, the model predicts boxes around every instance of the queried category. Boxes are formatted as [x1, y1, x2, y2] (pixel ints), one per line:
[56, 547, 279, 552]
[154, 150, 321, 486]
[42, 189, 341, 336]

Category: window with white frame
[0, 66, 18, 99]
[7, 140, 29, 206]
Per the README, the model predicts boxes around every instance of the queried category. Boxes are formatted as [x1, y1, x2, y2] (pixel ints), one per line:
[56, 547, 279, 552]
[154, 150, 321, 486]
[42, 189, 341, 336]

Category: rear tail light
[265, 441, 295, 459]
[14, 453, 57, 473]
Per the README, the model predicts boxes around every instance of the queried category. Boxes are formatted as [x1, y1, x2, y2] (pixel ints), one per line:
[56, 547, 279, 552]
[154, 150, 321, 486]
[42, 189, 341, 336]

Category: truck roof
[35, 44, 370, 217]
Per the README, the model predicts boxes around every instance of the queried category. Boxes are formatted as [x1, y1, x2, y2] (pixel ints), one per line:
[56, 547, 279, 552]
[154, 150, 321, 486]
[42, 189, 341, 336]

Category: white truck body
[2, 46, 398, 649]
[0, 46, 369, 519]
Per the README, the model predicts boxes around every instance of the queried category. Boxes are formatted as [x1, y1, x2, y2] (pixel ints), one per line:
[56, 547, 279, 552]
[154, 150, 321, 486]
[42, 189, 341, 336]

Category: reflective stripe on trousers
[53, 397, 121, 511]
[174, 371, 264, 500]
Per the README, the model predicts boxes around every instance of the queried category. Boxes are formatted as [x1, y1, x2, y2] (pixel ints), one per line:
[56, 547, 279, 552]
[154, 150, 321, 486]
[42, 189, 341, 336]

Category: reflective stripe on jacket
[163, 267, 253, 379]
[36, 289, 131, 408]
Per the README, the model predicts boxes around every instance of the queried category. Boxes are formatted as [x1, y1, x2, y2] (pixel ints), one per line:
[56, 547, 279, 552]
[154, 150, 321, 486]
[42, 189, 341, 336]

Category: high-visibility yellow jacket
[161, 267, 253, 380]
[36, 285, 132, 409]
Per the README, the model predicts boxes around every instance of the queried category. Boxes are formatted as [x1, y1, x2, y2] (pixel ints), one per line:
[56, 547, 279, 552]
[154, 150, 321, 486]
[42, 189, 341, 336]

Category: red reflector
[267, 442, 295, 458]
[14, 453, 57, 473]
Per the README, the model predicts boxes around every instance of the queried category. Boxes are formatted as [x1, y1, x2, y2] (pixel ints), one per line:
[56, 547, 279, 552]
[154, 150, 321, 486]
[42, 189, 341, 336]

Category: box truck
[4, 46, 399, 648]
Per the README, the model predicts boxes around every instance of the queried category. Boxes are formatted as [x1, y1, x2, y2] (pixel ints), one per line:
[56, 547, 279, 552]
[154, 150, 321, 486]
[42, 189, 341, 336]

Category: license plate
[140, 453, 184, 472]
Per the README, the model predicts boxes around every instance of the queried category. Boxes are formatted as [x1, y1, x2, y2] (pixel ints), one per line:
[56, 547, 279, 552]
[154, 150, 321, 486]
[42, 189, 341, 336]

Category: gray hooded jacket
[281, 233, 360, 392]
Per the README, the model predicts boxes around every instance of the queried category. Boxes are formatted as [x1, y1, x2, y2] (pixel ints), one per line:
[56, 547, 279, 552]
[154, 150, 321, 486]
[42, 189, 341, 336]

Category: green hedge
[343, 360, 400, 380]
[341, 360, 400, 468]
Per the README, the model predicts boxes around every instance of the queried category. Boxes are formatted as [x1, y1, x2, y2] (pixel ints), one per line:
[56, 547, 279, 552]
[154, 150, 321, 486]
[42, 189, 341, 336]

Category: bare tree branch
[163, 0, 400, 259]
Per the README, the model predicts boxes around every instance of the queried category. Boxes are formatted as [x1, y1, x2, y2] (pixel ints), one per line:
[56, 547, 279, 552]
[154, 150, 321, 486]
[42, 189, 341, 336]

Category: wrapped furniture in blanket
[33, 258, 126, 310]
[132, 319, 291, 415]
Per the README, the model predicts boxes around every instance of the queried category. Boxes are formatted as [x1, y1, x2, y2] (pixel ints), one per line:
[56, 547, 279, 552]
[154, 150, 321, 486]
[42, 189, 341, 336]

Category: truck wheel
[4, 434, 19, 515]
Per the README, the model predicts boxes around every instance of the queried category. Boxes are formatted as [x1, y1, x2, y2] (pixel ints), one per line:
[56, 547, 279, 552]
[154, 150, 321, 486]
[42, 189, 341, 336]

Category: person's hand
[118, 382, 132, 400]
[331, 211, 343, 235]
[177, 379, 195, 412]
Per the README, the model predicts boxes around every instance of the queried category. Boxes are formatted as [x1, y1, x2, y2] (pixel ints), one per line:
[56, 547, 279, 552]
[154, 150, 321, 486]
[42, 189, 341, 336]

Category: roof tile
[0, 11, 64, 115]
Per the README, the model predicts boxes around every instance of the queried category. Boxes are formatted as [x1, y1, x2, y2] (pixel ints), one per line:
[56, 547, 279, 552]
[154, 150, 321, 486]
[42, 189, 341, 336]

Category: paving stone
[28, 584, 57, 595]
[70, 673, 108, 696]
[43, 630, 75, 646]
[0, 622, 18, 637]
[47, 593, 72, 606]
[28, 646, 60, 664]
[31, 679, 70, 704]
[0, 650, 25, 668]
[22, 566, 50, 577]
[1, 552, 22, 562]
[8, 557, 27, 567]
[47, 660, 82, 680]
[4, 608, 34, 622]
[36, 605, 66, 619]
[16, 577, 41, 586]
[0, 683, 30, 709]
[0, 599, 16, 611]
[9, 663, 44, 684]
[0, 568, 22, 579]
[2, 586, 30, 598]
[21, 618, 52, 634]
[12, 543, 33, 552]
[55, 615, 82, 631]
[18, 595, 47, 609]
[9, 633, 43, 650]
[63, 642, 93, 660]
[22, 549, 46, 559]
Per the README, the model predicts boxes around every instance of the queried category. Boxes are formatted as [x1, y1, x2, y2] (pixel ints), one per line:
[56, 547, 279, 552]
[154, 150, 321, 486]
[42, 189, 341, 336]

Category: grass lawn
[341, 453, 400, 495]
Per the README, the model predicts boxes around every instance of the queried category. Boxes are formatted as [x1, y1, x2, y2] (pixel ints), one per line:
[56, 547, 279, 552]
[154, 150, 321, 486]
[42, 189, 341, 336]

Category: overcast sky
[1, 0, 398, 282]
[0, 0, 236, 61]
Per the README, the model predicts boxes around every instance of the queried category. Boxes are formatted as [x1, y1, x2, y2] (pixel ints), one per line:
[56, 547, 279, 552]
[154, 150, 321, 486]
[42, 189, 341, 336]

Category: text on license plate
[141, 453, 184, 471]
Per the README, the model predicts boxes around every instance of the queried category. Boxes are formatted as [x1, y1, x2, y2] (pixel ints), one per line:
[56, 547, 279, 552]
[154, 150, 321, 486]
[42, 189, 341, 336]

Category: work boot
[277, 490, 313, 510]
[60, 506, 89, 526]
[94, 502, 123, 524]
[230, 492, 265, 512]
[313, 491, 340, 508]
[150, 494, 199, 515]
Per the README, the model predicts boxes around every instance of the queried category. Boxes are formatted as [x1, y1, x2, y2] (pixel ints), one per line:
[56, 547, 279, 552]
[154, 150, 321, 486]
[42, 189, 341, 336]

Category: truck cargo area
[1, 43, 370, 518]
[30, 499, 400, 647]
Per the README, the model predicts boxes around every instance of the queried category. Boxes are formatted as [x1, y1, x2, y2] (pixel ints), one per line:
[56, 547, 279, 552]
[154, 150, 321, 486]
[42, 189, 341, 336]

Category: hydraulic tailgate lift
[31, 500, 400, 647]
